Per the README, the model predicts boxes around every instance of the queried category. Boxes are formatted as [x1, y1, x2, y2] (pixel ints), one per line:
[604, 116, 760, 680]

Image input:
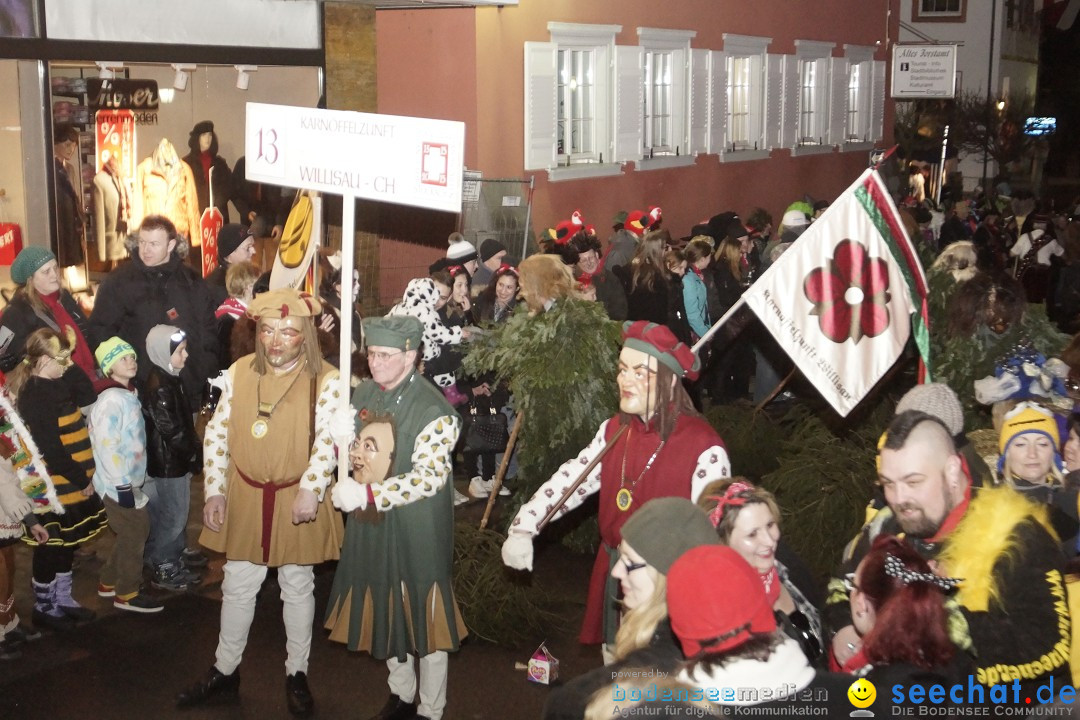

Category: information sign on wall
[891, 44, 957, 99]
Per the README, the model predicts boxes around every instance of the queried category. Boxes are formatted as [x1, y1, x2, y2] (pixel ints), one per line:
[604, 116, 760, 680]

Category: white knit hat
[446, 232, 477, 263]
[896, 382, 964, 437]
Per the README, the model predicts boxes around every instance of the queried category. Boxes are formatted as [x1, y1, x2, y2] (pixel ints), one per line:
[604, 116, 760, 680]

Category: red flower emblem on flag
[803, 239, 891, 344]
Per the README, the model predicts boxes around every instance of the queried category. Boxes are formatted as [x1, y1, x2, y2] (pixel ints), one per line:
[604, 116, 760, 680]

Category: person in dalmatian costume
[502, 321, 730, 661]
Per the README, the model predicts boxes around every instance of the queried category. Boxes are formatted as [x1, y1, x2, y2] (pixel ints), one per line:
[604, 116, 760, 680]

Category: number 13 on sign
[245, 104, 286, 180]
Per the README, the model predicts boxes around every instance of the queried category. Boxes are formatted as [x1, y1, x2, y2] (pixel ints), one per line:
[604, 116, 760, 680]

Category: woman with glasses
[833, 534, 969, 690]
[543, 498, 719, 720]
[698, 478, 825, 666]
[6, 328, 107, 631]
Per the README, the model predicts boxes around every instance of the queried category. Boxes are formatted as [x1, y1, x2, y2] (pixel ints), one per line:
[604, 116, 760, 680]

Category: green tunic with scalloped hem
[324, 370, 467, 661]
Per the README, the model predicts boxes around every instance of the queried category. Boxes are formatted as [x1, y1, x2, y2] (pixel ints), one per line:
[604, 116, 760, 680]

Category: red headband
[706, 481, 755, 527]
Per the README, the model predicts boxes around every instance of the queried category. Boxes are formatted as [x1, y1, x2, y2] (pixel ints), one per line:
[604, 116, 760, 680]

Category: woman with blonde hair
[543, 498, 718, 720]
[698, 478, 824, 664]
[517, 253, 578, 314]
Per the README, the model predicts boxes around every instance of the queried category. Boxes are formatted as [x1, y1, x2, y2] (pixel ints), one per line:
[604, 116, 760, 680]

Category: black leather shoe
[368, 694, 418, 720]
[176, 666, 240, 708]
[286, 671, 314, 717]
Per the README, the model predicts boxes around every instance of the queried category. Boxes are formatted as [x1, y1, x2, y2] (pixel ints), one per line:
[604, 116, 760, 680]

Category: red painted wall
[377, 0, 892, 254]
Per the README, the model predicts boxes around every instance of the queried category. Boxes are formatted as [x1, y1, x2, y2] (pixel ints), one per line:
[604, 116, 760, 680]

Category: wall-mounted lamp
[996, 99, 1006, 111]
[172, 63, 196, 91]
[235, 65, 258, 91]
[96, 61, 124, 79]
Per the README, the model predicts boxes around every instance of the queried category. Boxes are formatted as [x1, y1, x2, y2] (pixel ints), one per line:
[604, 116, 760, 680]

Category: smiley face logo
[847, 678, 876, 709]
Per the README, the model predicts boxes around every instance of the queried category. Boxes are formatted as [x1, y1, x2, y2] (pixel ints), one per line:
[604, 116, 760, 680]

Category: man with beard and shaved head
[825, 409, 1071, 696]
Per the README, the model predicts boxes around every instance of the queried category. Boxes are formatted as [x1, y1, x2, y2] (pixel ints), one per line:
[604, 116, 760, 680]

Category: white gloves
[332, 477, 368, 513]
[501, 532, 535, 572]
[0, 479, 33, 523]
[330, 407, 357, 448]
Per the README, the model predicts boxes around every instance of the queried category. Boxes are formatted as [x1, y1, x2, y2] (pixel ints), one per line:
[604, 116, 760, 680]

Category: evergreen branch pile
[464, 299, 623, 525]
[452, 522, 568, 645]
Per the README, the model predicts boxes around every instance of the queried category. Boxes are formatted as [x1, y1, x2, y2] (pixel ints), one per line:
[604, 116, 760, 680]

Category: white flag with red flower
[741, 169, 931, 416]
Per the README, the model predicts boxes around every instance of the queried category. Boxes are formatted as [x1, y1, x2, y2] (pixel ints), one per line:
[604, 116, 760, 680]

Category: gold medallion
[251, 418, 269, 439]
[616, 487, 633, 512]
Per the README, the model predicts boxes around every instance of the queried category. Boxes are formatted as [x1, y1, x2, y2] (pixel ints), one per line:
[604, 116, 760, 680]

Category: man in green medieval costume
[326, 315, 466, 720]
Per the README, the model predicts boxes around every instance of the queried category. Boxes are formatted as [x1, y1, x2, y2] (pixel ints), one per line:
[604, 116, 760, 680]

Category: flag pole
[691, 296, 748, 355]
[336, 194, 356, 488]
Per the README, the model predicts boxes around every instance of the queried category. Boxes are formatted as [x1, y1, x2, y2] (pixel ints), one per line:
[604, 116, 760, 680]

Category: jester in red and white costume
[501, 321, 730, 655]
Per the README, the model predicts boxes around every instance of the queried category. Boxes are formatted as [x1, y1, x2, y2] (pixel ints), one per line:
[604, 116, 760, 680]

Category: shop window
[913, 0, 966, 22]
[524, 23, 619, 177]
[720, 33, 770, 158]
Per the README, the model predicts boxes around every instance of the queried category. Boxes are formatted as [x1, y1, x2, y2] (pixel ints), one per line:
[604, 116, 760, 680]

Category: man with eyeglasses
[89, 214, 219, 408]
[501, 320, 730, 662]
[825, 409, 1070, 696]
[325, 314, 465, 720]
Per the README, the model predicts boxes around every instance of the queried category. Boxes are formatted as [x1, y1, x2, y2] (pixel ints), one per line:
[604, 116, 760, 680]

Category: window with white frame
[844, 45, 875, 144]
[722, 34, 769, 153]
[794, 40, 834, 147]
[557, 48, 597, 159]
[524, 23, 619, 172]
[637, 28, 694, 159]
[913, 0, 966, 21]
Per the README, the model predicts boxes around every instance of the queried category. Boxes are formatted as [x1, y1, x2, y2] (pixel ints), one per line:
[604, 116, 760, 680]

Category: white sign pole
[337, 196, 356, 488]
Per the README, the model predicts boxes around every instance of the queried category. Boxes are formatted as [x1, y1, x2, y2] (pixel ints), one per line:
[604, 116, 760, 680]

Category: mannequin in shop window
[131, 138, 200, 243]
[52, 123, 86, 269]
[182, 121, 232, 223]
[232, 155, 290, 241]
[92, 156, 132, 269]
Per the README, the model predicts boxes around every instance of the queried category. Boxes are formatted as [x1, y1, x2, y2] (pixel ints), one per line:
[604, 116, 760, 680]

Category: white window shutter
[765, 53, 783, 149]
[689, 48, 709, 155]
[708, 50, 727, 154]
[524, 42, 557, 171]
[871, 59, 886, 142]
[828, 57, 848, 146]
[780, 54, 799, 149]
[614, 45, 643, 163]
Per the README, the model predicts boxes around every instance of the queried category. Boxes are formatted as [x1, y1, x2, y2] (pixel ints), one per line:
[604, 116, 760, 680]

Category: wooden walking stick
[480, 411, 525, 530]
[534, 423, 629, 533]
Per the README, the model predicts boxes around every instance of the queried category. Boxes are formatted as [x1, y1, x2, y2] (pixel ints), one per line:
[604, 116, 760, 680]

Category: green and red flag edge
[855, 171, 933, 383]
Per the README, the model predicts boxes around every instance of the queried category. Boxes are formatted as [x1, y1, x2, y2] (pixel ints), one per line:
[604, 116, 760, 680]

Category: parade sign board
[244, 103, 465, 213]
[742, 170, 929, 416]
[891, 44, 957, 99]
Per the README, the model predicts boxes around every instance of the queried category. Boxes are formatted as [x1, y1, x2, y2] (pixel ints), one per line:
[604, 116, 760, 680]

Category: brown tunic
[200, 358, 343, 566]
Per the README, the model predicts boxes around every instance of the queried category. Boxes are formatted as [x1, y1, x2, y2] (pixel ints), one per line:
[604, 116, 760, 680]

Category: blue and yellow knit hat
[997, 402, 1063, 475]
[95, 337, 135, 376]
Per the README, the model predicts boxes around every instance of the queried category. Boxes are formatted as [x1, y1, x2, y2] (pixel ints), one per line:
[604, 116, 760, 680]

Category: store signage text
[244, 102, 464, 213]
[87, 79, 160, 111]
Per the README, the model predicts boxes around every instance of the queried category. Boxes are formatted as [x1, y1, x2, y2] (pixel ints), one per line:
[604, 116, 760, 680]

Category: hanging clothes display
[92, 157, 132, 262]
[131, 139, 201, 243]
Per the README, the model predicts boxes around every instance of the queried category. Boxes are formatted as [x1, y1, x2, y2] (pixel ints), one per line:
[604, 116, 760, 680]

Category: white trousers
[214, 560, 315, 676]
[387, 651, 448, 720]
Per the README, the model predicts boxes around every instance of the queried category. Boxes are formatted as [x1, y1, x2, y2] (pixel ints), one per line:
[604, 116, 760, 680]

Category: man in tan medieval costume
[177, 288, 343, 718]
[325, 315, 467, 720]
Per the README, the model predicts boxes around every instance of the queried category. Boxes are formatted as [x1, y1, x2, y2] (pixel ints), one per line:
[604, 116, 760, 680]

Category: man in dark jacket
[88, 214, 219, 405]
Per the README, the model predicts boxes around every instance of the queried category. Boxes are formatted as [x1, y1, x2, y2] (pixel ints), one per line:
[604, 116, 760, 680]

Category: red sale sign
[95, 110, 136, 177]
[200, 207, 223, 278]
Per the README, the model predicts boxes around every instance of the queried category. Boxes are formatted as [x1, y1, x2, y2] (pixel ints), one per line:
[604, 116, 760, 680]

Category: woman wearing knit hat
[0, 247, 98, 385]
[584, 545, 854, 719]
[697, 478, 824, 665]
[445, 232, 478, 277]
[543, 498, 718, 720]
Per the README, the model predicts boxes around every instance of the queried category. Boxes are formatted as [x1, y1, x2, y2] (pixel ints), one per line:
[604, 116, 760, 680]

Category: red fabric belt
[237, 467, 300, 564]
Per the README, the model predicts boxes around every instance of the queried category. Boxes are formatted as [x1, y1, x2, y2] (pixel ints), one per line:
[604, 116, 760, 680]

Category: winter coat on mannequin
[181, 121, 232, 224]
[132, 139, 200, 243]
